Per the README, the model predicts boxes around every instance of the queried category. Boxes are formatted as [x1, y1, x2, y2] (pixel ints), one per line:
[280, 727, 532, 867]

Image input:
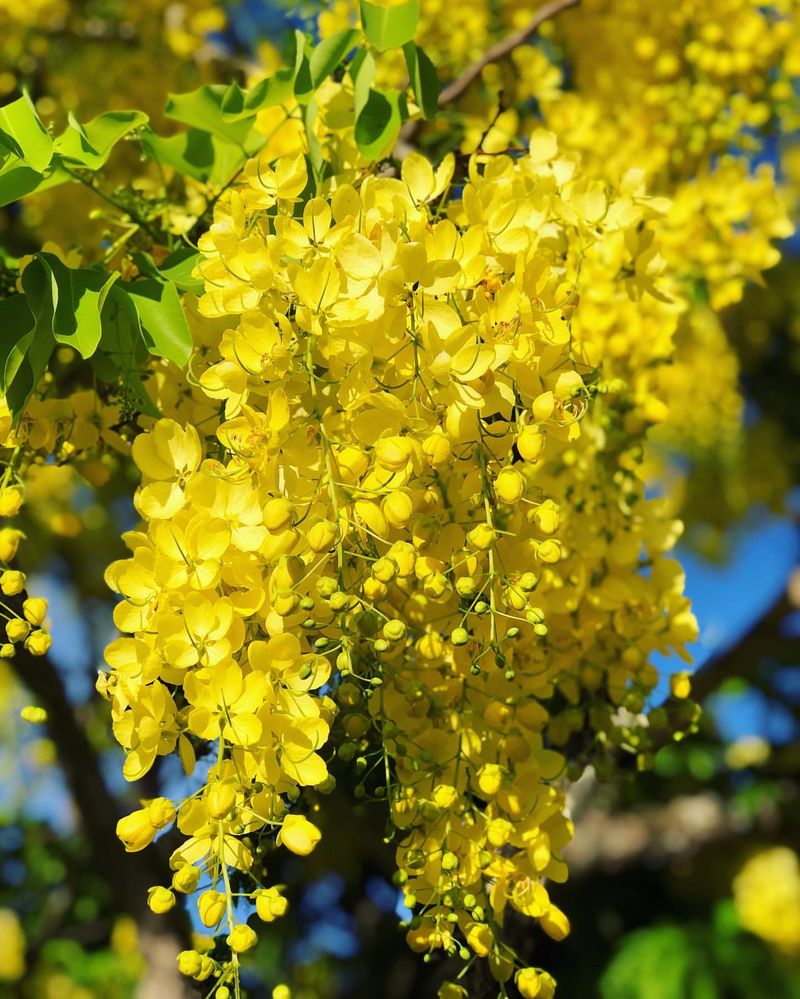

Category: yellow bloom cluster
[102, 125, 698, 988]
[733, 847, 800, 955]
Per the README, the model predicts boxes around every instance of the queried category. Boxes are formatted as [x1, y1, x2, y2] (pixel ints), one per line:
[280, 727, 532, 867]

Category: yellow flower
[147, 886, 176, 914]
[277, 814, 322, 856]
[226, 923, 257, 953]
[22, 597, 47, 626]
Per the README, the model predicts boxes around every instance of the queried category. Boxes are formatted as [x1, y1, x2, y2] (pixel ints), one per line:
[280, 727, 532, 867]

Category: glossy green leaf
[53, 110, 148, 170]
[95, 286, 160, 418]
[352, 51, 377, 119]
[222, 31, 308, 117]
[0, 93, 53, 171]
[34, 253, 119, 357]
[126, 277, 192, 367]
[355, 88, 402, 159]
[157, 248, 204, 295]
[140, 127, 245, 185]
[165, 86, 258, 150]
[361, 0, 419, 51]
[309, 29, 359, 89]
[403, 42, 440, 119]
[0, 294, 34, 390]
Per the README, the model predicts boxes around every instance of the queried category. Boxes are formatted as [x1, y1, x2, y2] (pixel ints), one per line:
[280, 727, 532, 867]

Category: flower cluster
[101, 126, 700, 993]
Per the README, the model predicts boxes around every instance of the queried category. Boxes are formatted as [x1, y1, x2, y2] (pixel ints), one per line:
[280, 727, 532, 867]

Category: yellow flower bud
[670, 672, 692, 699]
[147, 886, 176, 914]
[226, 923, 258, 953]
[25, 630, 52, 656]
[172, 865, 201, 893]
[516, 968, 542, 998]
[467, 523, 495, 551]
[362, 577, 387, 601]
[382, 619, 406, 642]
[263, 498, 294, 533]
[116, 809, 157, 852]
[20, 705, 47, 723]
[177, 950, 204, 977]
[273, 987, 291, 999]
[466, 922, 494, 957]
[22, 597, 47, 626]
[6, 619, 30, 643]
[517, 427, 545, 463]
[383, 491, 414, 529]
[278, 814, 321, 856]
[1, 571, 25, 596]
[422, 433, 451, 467]
[536, 539, 561, 563]
[198, 891, 227, 928]
[374, 436, 413, 471]
[372, 557, 396, 583]
[0, 643, 15, 659]
[207, 783, 237, 820]
[0, 487, 24, 517]
[306, 519, 339, 552]
[147, 797, 176, 829]
[495, 468, 524, 505]
[0, 528, 23, 563]
[255, 887, 289, 923]
[439, 984, 468, 999]
[477, 764, 503, 797]
[533, 500, 560, 535]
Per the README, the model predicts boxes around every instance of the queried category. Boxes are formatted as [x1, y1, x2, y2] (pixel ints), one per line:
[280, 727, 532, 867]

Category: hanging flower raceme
[101, 122, 700, 993]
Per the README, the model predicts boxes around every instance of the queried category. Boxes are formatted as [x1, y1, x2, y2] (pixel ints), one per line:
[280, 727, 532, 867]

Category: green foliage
[354, 89, 404, 159]
[360, 0, 420, 51]
[0, 100, 147, 207]
[403, 43, 440, 119]
[600, 908, 800, 999]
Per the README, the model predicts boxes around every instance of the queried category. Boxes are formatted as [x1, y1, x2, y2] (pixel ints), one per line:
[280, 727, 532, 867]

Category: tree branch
[437, 0, 580, 107]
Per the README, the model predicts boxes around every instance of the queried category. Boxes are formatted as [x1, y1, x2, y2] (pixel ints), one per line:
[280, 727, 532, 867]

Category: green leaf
[36, 253, 119, 358]
[352, 51, 376, 119]
[360, 0, 419, 51]
[355, 88, 402, 159]
[309, 29, 359, 89]
[403, 42, 440, 119]
[96, 286, 160, 418]
[0, 294, 34, 391]
[127, 277, 192, 366]
[223, 31, 309, 117]
[304, 100, 324, 185]
[131, 248, 203, 295]
[140, 127, 246, 186]
[3, 267, 55, 419]
[157, 248, 204, 295]
[165, 86, 258, 150]
[0, 164, 47, 207]
[0, 93, 53, 172]
[53, 110, 148, 170]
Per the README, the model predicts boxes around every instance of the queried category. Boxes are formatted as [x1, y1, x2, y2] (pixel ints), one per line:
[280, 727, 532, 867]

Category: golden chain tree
[0, 1, 797, 997]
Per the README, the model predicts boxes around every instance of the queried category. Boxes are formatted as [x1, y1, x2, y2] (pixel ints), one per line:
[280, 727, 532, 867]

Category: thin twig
[438, 0, 580, 106]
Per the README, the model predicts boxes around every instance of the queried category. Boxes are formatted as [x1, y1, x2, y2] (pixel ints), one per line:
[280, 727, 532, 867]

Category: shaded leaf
[126, 277, 192, 367]
[309, 29, 359, 89]
[355, 88, 402, 159]
[403, 42, 440, 119]
[140, 127, 245, 186]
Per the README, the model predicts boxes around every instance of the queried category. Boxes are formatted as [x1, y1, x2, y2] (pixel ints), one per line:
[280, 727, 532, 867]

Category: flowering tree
[0, 1, 798, 997]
